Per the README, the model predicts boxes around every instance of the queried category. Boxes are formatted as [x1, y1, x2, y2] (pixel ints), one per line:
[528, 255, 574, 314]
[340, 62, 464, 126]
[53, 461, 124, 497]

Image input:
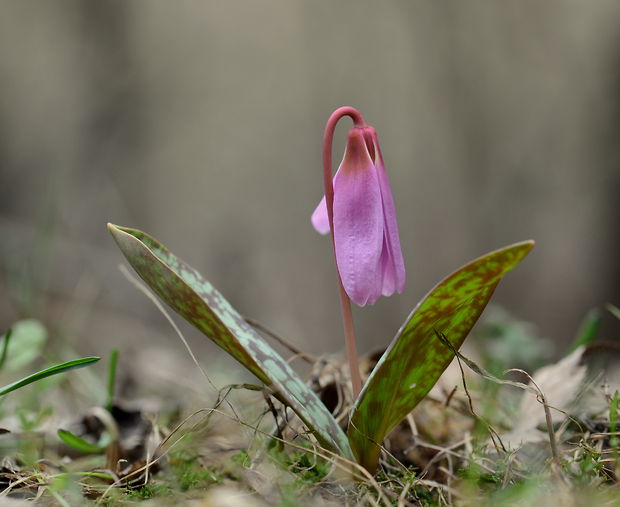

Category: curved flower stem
[323, 106, 366, 399]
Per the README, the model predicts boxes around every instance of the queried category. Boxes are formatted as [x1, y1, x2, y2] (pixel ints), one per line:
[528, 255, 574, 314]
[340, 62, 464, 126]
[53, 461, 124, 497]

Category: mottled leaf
[108, 224, 353, 460]
[348, 241, 534, 472]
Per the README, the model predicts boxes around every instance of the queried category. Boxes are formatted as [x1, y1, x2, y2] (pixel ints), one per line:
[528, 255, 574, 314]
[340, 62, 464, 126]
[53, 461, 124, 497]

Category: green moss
[126, 482, 173, 500]
[269, 445, 331, 486]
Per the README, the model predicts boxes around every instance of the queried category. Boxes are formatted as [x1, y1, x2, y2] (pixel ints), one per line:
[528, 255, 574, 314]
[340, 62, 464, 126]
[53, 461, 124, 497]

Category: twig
[243, 316, 316, 363]
[263, 392, 284, 450]
[444, 385, 458, 407]
[434, 330, 507, 453]
[119, 264, 245, 425]
[508, 368, 561, 467]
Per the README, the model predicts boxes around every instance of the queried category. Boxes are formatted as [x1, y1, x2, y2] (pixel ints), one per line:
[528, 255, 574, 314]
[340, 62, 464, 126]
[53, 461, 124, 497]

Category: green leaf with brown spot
[107, 224, 353, 461]
[348, 241, 535, 472]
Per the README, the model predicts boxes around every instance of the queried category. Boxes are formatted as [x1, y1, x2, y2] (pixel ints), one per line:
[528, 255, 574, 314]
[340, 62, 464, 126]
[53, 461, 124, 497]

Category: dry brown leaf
[504, 346, 587, 448]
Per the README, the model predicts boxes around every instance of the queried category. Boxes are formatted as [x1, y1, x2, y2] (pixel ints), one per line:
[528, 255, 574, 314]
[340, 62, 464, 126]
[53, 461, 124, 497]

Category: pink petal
[311, 195, 330, 235]
[333, 129, 384, 306]
[379, 238, 397, 295]
[369, 128, 406, 295]
[311, 167, 344, 235]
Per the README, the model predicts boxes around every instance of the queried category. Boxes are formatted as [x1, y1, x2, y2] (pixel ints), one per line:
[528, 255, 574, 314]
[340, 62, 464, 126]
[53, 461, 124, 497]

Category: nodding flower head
[312, 118, 405, 306]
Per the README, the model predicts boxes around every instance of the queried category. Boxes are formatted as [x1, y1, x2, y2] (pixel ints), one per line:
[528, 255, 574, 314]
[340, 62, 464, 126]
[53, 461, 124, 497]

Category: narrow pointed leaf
[0, 357, 100, 396]
[58, 429, 106, 454]
[569, 308, 601, 352]
[107, 224, 353, 460]
[0, 329, 11, 370]
[348, 241, 534, 472]
[106, 348, 119, 412]
[610, 391, 619, 450]
[607, 303, 620, 321]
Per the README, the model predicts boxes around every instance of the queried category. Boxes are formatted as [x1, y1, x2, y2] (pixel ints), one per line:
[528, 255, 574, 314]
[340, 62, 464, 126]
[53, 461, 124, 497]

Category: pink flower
[312, 125, 405, 306]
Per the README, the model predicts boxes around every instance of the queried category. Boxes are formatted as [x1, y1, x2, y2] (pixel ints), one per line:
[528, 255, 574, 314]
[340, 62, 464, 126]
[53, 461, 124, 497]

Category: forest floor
[1, 305, 620, 506]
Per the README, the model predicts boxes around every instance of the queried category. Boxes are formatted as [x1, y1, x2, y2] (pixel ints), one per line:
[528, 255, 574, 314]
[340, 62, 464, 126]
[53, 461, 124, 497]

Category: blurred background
[1, 1, 619, 396]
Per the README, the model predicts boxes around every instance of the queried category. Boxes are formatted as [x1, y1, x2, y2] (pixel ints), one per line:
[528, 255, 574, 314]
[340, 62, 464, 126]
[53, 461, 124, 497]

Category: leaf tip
[515, 239, 535, 250]
[107, 223, 121, 237]
[107, 223, 135, 244]
[523, 239, 536, 256]
[509, 239, 536, 258]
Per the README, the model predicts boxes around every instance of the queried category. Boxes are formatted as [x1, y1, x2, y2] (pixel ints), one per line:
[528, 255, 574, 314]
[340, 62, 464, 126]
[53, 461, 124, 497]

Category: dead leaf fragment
[504, 346, 587, 447]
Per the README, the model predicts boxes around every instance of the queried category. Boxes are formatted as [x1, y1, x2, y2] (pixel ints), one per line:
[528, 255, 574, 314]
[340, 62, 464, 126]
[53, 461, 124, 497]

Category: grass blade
[57, 429, 106, 454]
[610, 391, 619, 452]
[0, 329, 11, 371]
[569, 308, 601, 352]
[0, 357, 100, 396]
[607, 304, 620, 321]
[106, 348, 119, 412]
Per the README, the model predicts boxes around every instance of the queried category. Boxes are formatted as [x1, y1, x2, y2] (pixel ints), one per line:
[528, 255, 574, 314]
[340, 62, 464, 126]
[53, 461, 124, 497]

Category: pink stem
[322, 106, 365, 399]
